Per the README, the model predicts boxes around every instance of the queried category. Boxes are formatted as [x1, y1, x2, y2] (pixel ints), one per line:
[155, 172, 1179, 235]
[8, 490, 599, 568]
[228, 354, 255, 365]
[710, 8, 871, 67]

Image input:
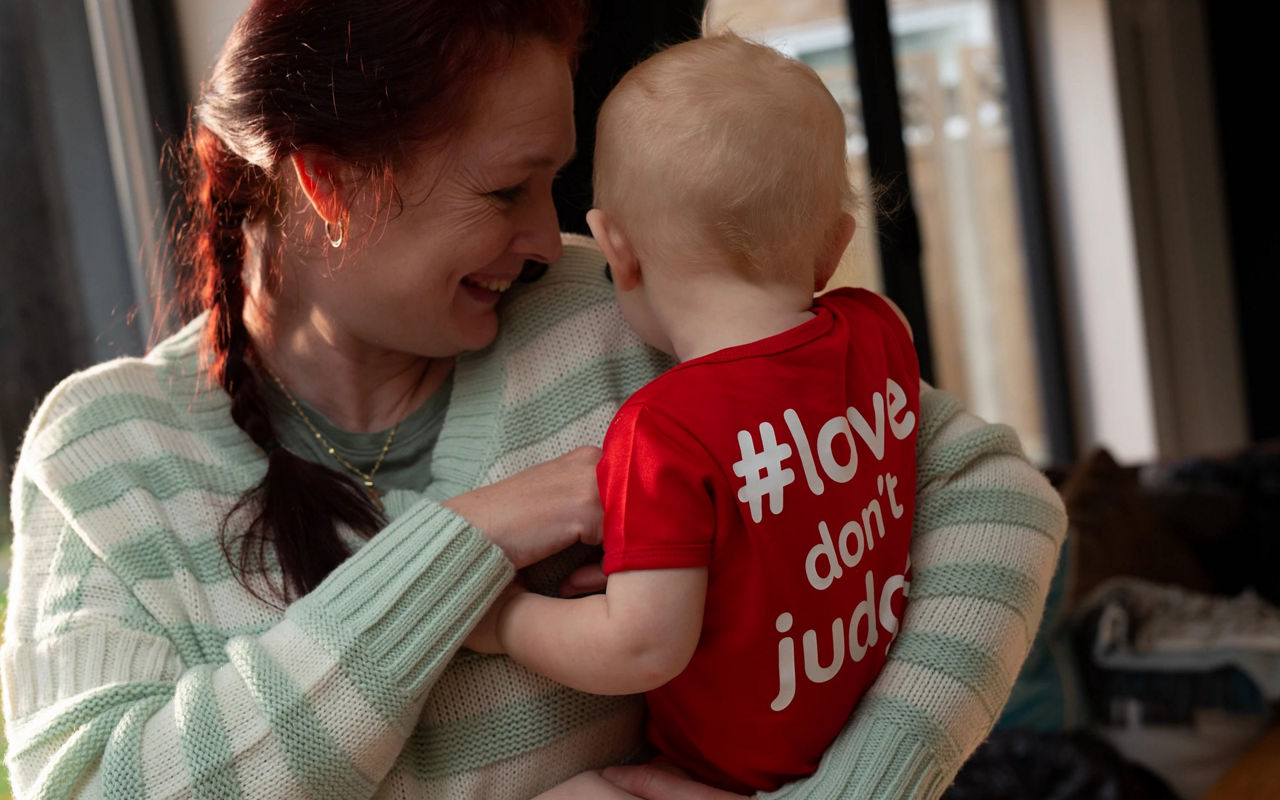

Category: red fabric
[598, 288, 920, 793]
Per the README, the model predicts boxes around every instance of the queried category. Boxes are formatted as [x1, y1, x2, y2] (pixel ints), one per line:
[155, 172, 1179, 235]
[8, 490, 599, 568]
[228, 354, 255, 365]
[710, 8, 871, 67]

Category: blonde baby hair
[593, 33, 854, 282]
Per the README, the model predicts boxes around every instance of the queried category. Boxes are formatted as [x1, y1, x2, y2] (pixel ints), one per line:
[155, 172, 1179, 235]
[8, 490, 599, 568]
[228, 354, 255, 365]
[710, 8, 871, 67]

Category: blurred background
[0, 1, 1272, 798]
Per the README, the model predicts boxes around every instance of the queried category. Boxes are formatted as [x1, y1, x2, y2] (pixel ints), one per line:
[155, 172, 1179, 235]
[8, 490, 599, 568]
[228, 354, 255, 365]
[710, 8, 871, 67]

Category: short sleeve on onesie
[598, 403, 717, 575]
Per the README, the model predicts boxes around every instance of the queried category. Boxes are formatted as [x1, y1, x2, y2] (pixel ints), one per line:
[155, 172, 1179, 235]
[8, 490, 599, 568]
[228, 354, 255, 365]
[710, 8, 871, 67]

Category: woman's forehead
[458, 41, 576, 163]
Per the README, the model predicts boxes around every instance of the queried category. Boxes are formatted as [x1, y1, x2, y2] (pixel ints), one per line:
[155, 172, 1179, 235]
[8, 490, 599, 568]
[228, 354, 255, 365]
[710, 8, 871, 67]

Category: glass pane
[889, 0, 1047, 462]
[706, 0, 1049, 463]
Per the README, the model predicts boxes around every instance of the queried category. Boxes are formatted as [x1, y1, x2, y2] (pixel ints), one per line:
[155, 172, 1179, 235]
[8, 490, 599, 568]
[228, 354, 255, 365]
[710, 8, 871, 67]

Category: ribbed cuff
[287, 499, 515, 699]
[762, 715, 951, 800]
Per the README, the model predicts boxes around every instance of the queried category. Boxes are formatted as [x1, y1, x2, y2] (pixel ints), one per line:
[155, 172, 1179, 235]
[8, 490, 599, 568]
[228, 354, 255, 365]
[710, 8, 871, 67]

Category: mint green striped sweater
[3, 236, 1066, 799]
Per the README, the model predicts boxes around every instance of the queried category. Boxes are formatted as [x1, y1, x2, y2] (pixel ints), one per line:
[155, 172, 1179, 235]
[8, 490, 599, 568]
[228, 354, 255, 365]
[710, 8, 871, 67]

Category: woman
[1, 1, 1066, 798]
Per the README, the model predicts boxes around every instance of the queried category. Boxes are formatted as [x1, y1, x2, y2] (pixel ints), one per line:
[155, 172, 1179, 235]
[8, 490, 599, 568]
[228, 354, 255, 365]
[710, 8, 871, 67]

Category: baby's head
[589, 33, 854, 289]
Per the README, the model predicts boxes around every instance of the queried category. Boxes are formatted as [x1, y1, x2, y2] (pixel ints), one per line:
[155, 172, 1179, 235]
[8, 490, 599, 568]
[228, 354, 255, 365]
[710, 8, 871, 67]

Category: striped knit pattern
[2, 234, 1066, 799]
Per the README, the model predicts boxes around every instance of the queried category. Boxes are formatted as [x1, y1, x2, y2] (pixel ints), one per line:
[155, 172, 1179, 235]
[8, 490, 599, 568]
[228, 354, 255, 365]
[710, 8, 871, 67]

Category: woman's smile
[460, 272, 518, 301]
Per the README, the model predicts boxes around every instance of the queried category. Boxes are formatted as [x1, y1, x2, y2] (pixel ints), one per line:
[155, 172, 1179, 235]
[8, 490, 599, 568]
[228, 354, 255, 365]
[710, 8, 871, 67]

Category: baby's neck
[659, 277, 818, 362]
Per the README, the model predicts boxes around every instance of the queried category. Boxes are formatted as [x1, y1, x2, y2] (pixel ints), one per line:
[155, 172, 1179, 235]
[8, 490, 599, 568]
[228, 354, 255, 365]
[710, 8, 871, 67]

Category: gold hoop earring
[324, 218, 344, 248]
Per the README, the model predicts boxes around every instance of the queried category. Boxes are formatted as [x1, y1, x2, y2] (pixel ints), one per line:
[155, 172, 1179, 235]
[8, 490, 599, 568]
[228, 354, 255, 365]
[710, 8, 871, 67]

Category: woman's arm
[602, 385, 1067, 800]
[1, 471, 510, 799]
[0, 348, 625, 799]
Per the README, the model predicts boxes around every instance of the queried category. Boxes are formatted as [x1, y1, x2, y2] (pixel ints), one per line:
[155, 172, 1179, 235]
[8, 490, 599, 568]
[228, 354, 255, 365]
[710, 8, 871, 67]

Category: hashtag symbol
[732, 422, 795, 523]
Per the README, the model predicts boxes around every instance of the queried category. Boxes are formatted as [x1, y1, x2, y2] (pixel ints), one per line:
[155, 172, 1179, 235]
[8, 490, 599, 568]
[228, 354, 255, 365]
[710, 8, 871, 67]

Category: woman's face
[297, 38, 576, 359]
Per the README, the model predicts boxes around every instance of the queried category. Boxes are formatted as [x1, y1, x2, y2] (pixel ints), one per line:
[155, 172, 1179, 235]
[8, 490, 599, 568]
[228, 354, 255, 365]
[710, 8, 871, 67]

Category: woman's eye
[490, 185, 524, 204]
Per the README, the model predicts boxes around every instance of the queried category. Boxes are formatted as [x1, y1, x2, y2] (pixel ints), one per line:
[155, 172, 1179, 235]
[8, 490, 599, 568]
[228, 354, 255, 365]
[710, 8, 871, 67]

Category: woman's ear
[815, 212, 856, 292]
[586, 209, 642, 291]
[289, 149, 347, 225]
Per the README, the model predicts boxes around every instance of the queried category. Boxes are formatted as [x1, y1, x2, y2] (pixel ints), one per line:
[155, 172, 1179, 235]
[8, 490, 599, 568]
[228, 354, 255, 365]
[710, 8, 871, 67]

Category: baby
[470, 34, 920, 793]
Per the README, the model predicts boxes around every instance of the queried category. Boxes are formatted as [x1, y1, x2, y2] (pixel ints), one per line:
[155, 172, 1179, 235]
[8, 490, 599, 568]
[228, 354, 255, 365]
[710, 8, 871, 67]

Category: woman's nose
[518, 194, 564, 265]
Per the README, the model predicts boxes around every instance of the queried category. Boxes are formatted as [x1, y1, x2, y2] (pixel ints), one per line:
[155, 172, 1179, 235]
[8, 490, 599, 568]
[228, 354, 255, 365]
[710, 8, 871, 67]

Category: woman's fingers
[561, 446, 605, 546]
[444, 445, 604, 568]
[601, 764, 753, 800]
[524, 445, 603, 550]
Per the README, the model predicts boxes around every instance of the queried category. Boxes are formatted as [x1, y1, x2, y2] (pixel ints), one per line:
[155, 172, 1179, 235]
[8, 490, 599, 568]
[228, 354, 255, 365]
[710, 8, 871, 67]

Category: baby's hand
[464, 581, 527, 654]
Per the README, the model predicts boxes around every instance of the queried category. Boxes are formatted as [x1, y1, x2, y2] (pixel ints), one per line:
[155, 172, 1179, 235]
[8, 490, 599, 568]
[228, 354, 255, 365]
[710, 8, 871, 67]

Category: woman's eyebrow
[521, 147, 577, 170]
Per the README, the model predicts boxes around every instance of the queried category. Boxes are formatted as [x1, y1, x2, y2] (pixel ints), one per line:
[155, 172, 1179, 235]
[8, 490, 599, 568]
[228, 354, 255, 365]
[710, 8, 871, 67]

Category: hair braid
[187, 126, 382, 605]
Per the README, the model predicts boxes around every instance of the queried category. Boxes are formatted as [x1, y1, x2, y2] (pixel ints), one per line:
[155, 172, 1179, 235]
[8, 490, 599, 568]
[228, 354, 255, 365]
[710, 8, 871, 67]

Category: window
[708, 0, 1070, 464]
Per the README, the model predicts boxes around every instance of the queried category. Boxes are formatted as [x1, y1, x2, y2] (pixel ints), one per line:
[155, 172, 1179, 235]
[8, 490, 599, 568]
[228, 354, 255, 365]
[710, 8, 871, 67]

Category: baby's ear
[815, 213, 856, 292]
[586, 209, 642, 290]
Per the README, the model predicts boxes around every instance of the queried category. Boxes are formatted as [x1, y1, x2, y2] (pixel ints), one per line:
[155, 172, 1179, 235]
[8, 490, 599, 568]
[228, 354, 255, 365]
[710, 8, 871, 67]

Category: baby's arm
[495, 567, 707, 695]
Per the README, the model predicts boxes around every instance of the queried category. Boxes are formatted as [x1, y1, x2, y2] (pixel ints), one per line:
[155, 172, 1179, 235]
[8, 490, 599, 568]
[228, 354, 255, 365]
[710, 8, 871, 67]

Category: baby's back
[604, 287, 921, 792]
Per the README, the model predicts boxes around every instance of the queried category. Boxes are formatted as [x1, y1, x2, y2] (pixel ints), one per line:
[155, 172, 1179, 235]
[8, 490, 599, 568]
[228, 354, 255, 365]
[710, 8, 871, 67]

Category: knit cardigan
[2, 235, 1066, 799]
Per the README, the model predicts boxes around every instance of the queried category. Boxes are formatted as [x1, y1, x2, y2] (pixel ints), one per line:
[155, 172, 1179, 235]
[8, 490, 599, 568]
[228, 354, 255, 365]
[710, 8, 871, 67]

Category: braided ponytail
[183, 126, 382, 605]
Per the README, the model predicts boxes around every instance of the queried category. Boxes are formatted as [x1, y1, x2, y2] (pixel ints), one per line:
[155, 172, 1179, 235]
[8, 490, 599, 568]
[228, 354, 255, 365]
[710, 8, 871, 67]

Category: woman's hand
[443, 446, 604, 569]
[601, 763, 754, 800]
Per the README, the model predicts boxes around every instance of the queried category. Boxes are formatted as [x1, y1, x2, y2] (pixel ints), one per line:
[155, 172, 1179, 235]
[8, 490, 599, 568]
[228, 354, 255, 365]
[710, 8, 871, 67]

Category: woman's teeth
[463, 277, 514, 292]
[465, 276, 514, 291]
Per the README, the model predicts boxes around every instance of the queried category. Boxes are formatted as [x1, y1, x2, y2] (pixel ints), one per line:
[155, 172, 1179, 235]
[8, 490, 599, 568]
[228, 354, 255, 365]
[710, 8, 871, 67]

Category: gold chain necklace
[263, 366, 400, 511]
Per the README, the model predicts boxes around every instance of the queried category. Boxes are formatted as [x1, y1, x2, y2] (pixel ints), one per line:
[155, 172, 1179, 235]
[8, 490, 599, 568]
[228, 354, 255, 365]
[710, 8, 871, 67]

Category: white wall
[172, 0, 250, 99]
[1108, 0, 1247, 459]
[1029, 0, 1158, 463]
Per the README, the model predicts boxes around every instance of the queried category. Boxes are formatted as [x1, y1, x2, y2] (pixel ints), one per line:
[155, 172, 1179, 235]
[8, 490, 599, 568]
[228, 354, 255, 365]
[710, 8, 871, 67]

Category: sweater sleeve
[761, 384, 1068, 800]
[2, 467, 512, 798]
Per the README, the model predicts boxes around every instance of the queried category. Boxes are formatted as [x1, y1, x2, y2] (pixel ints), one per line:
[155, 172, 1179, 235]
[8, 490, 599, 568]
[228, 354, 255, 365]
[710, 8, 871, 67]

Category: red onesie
[599, 288, 920, 793]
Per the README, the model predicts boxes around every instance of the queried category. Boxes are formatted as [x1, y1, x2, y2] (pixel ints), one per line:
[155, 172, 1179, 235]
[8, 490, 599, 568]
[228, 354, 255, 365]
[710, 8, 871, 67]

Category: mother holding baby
[1, 1, 1065, 798]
